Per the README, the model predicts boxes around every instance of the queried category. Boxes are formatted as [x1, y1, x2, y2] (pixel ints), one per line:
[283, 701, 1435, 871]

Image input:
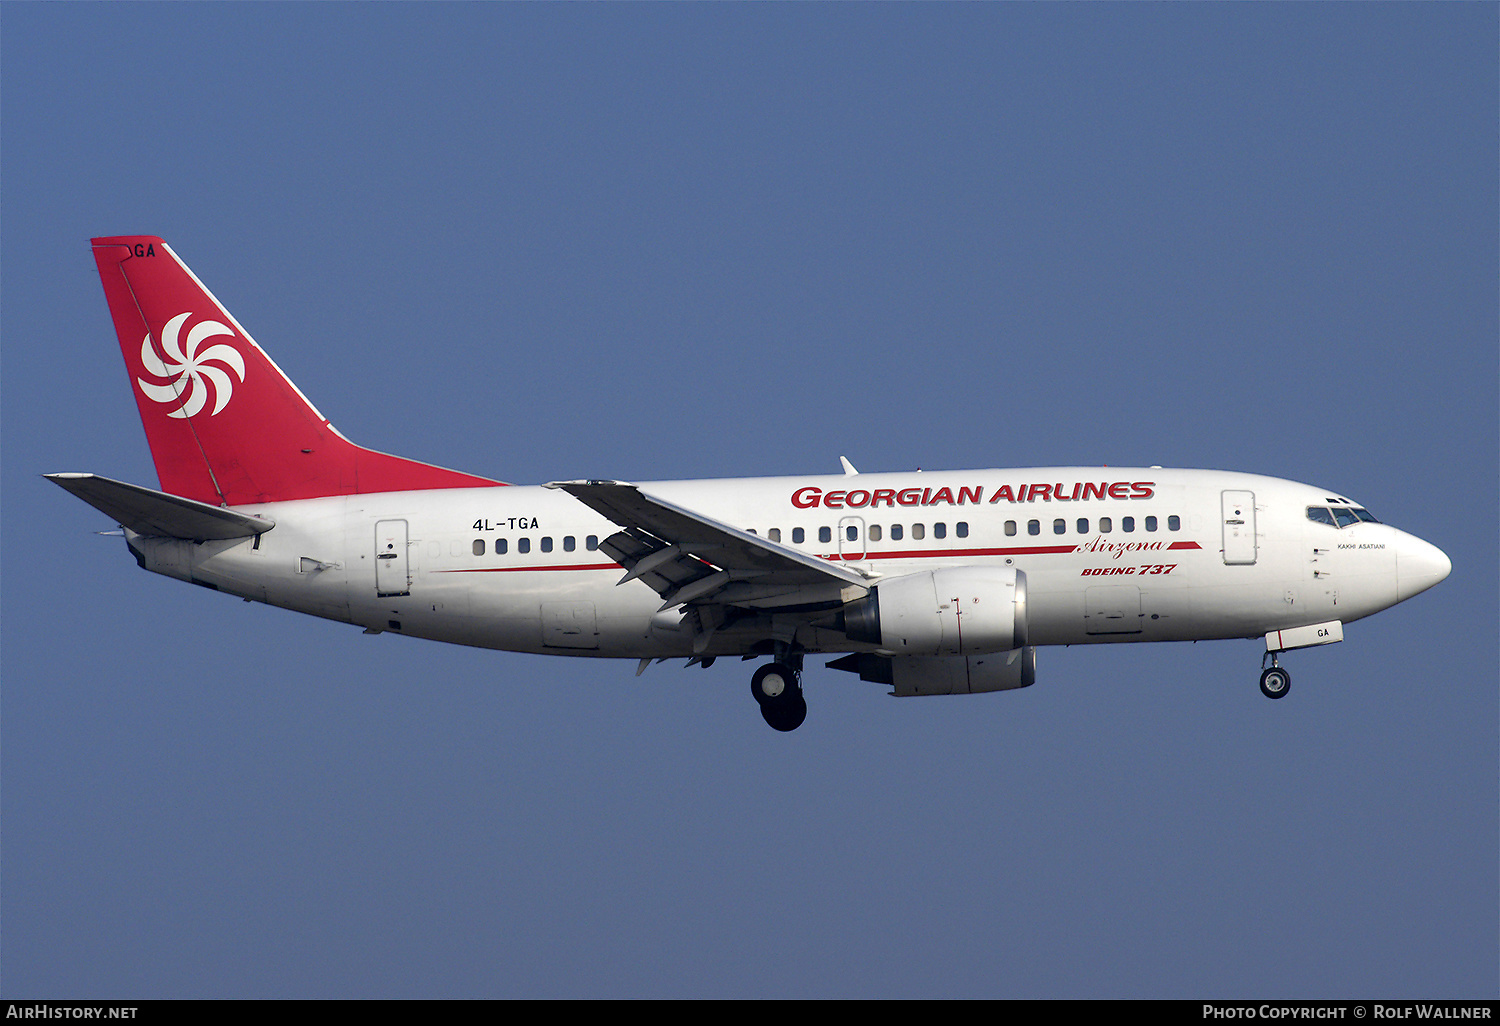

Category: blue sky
[3, 4, 1495, 998]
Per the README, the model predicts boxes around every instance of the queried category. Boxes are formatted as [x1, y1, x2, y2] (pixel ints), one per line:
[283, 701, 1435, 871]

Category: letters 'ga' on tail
[91, 236, 502, 506]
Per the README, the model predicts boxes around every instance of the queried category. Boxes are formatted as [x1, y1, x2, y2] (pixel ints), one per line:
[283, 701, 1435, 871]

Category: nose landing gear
[751, 657, 807, 732]
[1259, 651, 1291, 699]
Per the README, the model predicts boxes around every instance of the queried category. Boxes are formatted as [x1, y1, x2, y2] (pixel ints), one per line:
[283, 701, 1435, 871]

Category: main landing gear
[751, 655, 807, 732]
[1259, 651, 1291, 700]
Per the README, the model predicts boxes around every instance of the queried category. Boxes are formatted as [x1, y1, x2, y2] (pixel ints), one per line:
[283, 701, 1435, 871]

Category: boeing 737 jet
[50, 236, 1452, 730]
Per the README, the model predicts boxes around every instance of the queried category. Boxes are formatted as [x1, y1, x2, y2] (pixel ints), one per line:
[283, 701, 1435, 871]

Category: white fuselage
[124, 467, 1445, 660]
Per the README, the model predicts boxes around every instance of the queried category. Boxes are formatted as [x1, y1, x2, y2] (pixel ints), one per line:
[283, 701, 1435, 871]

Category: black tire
[1259, 666, 1291, 700]
[751, 662, 795, 705]
[751, 662, 806, 730]
[760, 691, 808, 732]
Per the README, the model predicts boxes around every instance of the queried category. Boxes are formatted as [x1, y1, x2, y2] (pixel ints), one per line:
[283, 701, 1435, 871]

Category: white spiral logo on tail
[136, 312, 246, 418]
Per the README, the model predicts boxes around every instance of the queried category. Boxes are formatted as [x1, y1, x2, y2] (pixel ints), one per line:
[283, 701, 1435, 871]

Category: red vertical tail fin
[91, 236, 502, 505]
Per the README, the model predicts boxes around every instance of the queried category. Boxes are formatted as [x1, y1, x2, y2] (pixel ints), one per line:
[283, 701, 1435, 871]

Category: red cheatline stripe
[436, 540, 1201, 573]
[440, 562, 621, 574]
[838, 544, 1078, 561]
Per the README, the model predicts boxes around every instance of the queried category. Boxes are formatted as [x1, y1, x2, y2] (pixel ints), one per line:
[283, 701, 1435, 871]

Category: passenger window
[819, 526, 832, 544]
[1145, 517, 1157, 532]
[564, 536, 576, 552]
[472, 539, 485, 556]
[1099, 517, 1112, 533]
[518, 538, 531, 553]
[1076, 518, 1088, 534]
[792, 527, 805, 544]
[890, 524, 903, 541]
[868, 525, 882, 542]
[1028, 520, 1040, 536]
[541, 537, 553, 552]
[1332, 507, 1359, 528]
[846, 525, 858, 542]
[586, 535, 598, 551]
[912, 524, 925, 540]
[1005, 521, 1017, 537]
[768, 528, 781, 543]
[747, 529, 757, 536]
[956, 522, 968, 538]
[1053, 519, 1065, 535]
[1122, 517, 1135, 533]
[495, 538, 508, 555]
[933, 523, 946, 539]
[1168, 516, 1180, 532]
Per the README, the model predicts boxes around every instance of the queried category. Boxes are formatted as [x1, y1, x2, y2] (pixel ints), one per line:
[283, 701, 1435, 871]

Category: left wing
[544, 480, 870, 615]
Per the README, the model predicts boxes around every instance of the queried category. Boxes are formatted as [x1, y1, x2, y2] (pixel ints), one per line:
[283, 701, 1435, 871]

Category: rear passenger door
[376, 519, 412, 596]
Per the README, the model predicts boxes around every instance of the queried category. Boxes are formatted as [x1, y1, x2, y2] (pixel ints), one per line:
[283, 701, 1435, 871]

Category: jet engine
[827, 646, 1037, 696]
[840, 566, 1028, 656]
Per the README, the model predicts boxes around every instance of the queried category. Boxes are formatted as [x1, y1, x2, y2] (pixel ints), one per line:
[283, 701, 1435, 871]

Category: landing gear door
[376, 519, 411, 597]
[1084, 584, 1143, 635]
[542, 602, 600, 650]
[1221, 490, 1257, 566]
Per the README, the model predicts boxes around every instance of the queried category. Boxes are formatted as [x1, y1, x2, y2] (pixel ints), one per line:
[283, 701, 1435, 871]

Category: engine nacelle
[827, 647, 1037, 696]
[893, 647, 1036, 696]
[841, 566, 1028, 656]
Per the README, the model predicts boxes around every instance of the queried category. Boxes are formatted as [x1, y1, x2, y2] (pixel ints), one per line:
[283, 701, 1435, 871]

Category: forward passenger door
[1221, 491, 1257, 566]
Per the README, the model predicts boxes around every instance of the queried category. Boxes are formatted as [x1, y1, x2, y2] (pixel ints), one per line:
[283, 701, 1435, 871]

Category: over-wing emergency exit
[50, 237, 1451, 730]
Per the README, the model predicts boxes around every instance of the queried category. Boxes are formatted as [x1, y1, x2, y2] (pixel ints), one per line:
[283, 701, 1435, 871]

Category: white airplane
[51, 236, 1452, 731]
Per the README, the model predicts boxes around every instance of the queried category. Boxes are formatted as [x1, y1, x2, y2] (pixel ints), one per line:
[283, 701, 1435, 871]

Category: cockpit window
[1308, 504, 1380, 528]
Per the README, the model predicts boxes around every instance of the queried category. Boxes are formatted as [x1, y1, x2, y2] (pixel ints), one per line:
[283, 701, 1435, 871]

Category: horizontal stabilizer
[46, 473, 274, 541]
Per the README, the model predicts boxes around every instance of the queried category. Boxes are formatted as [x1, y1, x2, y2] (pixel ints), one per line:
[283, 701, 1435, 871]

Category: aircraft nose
[1396, 531, 1451, 602]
